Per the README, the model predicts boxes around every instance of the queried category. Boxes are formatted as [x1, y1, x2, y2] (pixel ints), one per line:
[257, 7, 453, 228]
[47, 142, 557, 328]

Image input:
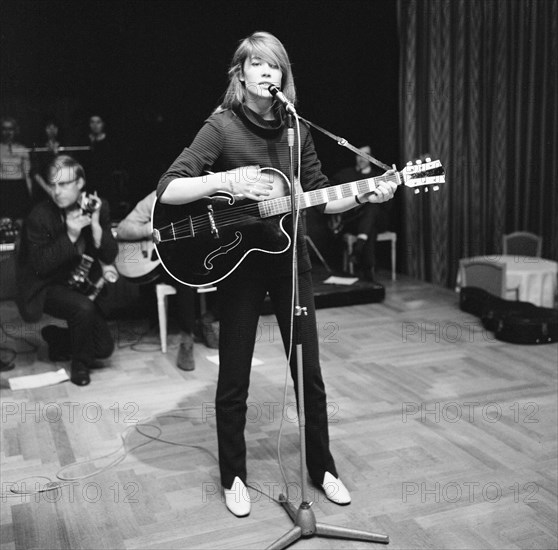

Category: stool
[343, 231, 397, 281]
[156, 283, 217, 353]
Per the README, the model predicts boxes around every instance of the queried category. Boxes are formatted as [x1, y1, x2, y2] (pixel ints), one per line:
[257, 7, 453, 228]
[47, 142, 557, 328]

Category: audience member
[331, 145, 392, 288]
[0, 117, 32, 220]
[16, 155, 117, 386]
[31, 119, 63, 201]
[44, 120, 62, 153]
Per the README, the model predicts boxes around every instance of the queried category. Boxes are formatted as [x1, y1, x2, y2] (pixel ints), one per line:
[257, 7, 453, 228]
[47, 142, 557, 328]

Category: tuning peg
[433, 185, 439, 191]
[424, 187, 429, 192]
[407, 161, 413, 166]
[414, 189, 420, 194]
[425, 157, 431, 162]
[416, 159, 422, 164]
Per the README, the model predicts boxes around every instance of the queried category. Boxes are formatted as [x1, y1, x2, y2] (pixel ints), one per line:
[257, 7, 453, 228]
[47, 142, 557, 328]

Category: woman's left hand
[360, 169, 397, 204]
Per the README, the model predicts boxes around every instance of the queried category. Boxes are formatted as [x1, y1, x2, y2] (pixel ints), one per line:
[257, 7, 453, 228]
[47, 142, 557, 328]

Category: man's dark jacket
[16, 199, 117, 323]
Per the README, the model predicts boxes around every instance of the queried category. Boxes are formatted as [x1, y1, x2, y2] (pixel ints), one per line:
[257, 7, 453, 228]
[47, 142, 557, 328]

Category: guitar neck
[257, 172, 401, 218]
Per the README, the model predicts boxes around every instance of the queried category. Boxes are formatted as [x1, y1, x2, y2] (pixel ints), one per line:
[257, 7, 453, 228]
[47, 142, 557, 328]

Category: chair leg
[391, 238, 396, 281]
[157, 293, 168, 353]
[343, 236, 355, 275]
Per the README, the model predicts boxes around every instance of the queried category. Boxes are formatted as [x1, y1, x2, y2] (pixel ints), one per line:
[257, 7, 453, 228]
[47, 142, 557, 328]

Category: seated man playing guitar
[330, 145, 393, 288]
[16, 155, 117, 386]
[115, 190, 204, 371]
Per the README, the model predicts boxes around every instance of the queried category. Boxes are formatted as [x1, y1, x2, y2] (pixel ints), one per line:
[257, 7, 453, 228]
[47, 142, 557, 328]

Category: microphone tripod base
[265, 495, 389, 550]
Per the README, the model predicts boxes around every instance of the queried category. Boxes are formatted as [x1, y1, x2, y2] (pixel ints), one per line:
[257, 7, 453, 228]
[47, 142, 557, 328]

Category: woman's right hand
[222, 165, 275, 200]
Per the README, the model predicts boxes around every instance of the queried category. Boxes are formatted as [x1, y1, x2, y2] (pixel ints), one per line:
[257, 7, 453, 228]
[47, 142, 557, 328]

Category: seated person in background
[16, 155, 117, 386]
[116, 190, 208, 371]
[331, 145, 392, 288]
[0, 116, 32, 220]
[31, 119, 63, 202]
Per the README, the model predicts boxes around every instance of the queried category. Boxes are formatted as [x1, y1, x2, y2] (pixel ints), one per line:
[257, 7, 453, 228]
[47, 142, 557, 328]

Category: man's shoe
[41, 325, 71, 361]
[176, 332, 195, 371]
[366, 279, 384, 291]
[321, 472, 351, 505]
[361, 268, 384, 290]
[70, 360, 90, 386]
[224, 477, 251, 517]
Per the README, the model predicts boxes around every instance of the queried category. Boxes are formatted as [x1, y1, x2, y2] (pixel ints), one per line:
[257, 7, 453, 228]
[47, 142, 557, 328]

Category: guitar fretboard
[258, 173, 400, 218]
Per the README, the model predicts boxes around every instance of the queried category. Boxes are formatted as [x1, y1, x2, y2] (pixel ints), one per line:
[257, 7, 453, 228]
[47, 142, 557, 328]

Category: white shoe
[321, 472, 351, 505]
[224, 476, 251, 517]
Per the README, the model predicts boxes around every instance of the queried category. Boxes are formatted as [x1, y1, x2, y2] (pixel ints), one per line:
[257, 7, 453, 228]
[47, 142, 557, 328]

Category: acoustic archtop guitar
[151, 159, 445, 287]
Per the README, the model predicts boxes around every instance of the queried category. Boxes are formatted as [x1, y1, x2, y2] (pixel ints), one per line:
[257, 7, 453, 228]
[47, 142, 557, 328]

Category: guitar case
[458, 287, 531, 319]
[459, 287, 558, 344]
[493, 308, 558, 345]
[459, 287, 492, 316]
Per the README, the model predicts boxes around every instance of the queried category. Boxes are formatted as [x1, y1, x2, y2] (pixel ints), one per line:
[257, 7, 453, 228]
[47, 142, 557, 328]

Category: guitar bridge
[207, 205, 219, 239]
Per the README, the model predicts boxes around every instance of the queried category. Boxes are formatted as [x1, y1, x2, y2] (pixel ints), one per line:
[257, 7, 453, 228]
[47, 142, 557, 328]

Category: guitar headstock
[400, 158, 445, 193]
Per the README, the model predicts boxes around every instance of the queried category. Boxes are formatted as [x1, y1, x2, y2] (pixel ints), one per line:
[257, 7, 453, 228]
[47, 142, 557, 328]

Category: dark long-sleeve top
[157, 104, 331, 278]
[16, 199, 117, 322]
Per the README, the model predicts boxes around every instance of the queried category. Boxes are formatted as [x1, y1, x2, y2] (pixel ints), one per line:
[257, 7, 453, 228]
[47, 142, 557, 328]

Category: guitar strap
[298, 116, 392, 172]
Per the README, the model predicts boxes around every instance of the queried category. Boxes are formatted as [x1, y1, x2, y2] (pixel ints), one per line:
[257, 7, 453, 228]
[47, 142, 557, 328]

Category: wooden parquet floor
[1, 275, 557, 549]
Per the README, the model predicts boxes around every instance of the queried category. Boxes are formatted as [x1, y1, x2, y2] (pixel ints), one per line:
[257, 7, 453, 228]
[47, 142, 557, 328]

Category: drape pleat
[398, 0, 558, 287]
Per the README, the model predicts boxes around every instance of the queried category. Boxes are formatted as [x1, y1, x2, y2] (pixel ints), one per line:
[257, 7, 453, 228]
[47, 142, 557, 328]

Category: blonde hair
[215, 31, 297, 113]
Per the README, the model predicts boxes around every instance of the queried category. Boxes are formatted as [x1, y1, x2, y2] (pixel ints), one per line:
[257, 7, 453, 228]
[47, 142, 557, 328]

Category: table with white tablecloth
[458, 255, 557, 308]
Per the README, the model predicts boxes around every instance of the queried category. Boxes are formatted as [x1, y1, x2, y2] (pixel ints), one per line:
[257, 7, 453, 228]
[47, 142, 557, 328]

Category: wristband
[355, 195, 364, 205]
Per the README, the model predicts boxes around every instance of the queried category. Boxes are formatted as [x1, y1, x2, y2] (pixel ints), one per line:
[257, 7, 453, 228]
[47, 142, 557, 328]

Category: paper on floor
[322, 275, 359, 285]
[8, 368, 69, 390]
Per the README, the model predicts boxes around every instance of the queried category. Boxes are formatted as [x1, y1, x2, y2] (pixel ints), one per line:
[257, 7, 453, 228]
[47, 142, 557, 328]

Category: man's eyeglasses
[49, 178, 81, 187]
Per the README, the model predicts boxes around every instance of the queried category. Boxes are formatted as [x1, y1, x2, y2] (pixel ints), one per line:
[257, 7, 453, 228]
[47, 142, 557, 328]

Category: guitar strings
[156, 200, 279, 241]
[157, 163, 440, 237]
[157, 212, 261, 242]
[156, 171, 399, 234]
[157, 199, 306, 242]
[156, 201, 262, 233]
[154, 177, 368, 234]
[158, 204, 261, 235]
[155, 171, 404, 242]
[156, 189, 331, 236]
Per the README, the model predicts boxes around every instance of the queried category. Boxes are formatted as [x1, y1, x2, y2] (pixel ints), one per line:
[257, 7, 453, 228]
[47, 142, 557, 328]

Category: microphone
[268, 85, 297, 115]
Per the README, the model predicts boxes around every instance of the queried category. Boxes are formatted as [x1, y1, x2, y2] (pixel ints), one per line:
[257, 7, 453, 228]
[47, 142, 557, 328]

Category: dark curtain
[398, 0, 558, 287]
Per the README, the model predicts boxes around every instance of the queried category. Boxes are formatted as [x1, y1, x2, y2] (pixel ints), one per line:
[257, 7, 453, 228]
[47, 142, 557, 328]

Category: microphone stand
[265, 112, 389, 550]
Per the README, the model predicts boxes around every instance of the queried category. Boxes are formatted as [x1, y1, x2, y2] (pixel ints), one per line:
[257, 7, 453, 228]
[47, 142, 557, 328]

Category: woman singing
[157, 31, 396, 517]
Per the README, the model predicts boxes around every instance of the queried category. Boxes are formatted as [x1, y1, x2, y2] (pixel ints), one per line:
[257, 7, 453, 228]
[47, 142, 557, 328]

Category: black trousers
[216, 269, 337, 489]
[43, 285, 114, 364]
[345, 203, 390, 269]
